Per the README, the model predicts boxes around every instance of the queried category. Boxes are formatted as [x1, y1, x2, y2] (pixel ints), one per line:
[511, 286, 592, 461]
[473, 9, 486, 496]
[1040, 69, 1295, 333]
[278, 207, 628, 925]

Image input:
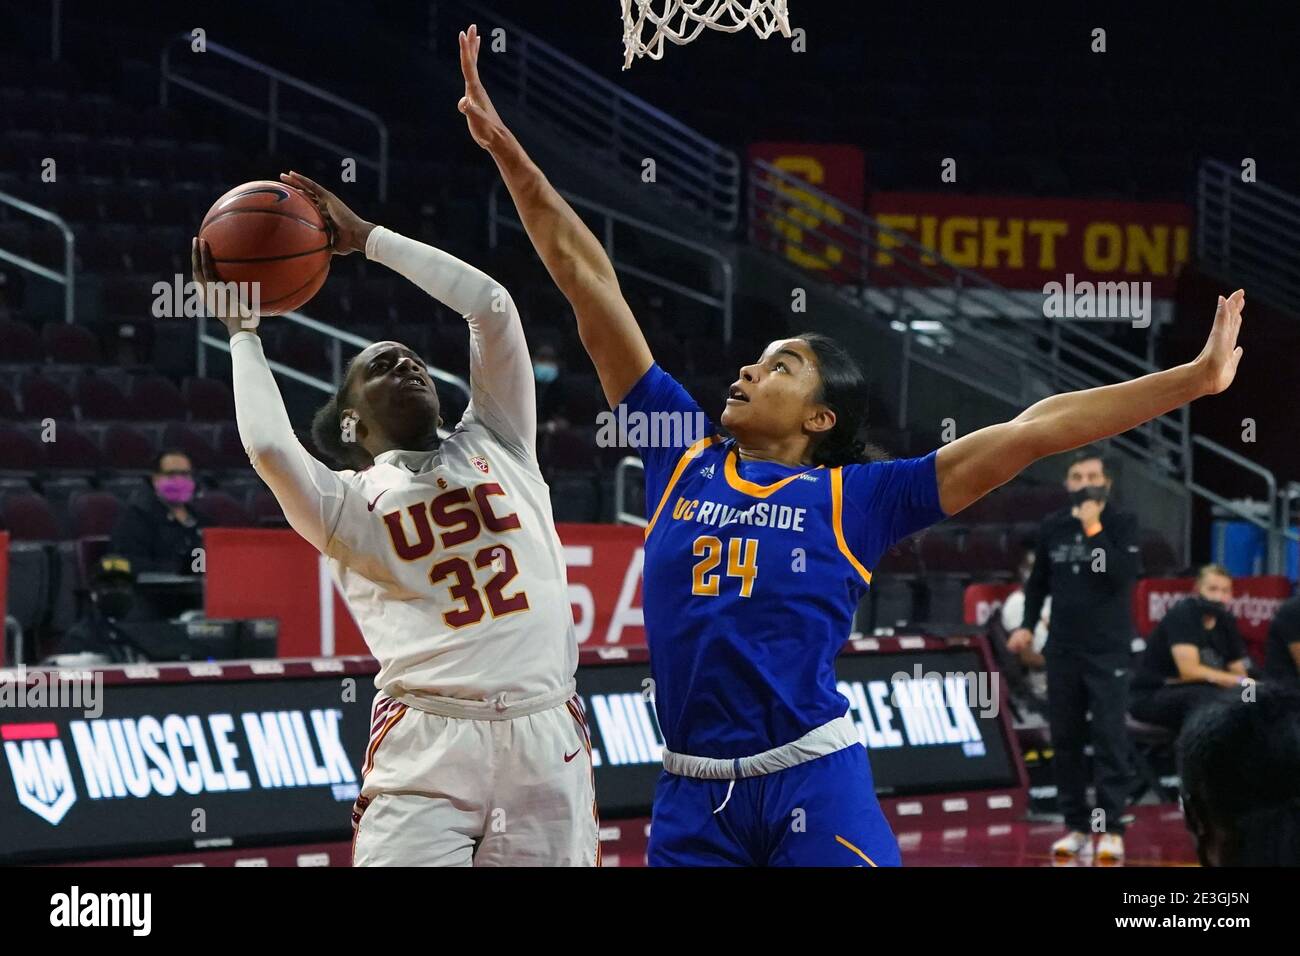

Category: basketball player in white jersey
[191, 170, 598, 867]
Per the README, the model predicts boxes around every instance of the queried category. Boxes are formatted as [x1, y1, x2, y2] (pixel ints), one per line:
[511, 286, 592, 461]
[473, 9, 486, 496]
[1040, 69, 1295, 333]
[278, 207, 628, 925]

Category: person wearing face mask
[109, 449, 209, 577]
[1007, 447, 1141, 861]
[531, 343, 568, 434]
[1131, 565, 1253, 733]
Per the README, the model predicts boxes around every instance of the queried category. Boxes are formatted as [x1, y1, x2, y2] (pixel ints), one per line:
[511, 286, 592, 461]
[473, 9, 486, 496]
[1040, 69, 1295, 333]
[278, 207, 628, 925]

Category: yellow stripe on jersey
[645, 435, 722, 538]
[835, 834, 879, 867]
[830, 466, 871, 585]
[722, 448, 822, 498]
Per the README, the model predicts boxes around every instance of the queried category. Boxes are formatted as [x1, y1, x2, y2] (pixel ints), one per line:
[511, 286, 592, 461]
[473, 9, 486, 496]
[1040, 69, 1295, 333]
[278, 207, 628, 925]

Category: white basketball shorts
[351, 690, 600, 866]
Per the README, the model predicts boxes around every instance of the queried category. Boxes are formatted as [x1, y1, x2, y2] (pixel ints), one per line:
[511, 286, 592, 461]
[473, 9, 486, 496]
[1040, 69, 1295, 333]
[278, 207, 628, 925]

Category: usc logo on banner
[749, 142, 866, 275]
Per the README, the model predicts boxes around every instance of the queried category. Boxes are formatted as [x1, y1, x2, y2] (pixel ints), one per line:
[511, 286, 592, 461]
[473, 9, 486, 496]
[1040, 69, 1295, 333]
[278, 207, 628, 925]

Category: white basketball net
[621, 0, 792, 69]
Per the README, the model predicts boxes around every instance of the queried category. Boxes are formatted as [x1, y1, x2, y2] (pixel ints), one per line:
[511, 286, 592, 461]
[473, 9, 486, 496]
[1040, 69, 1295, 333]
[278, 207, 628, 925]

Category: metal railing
[614, 456, 647, 528]
[487, 180, 735, 341]
[1198, 157, 1300, 315]
[452, 0, 741, 230]
[1190, 435, 1300, 575]
[197, 311, 470, 442]
[747, 159, 1189, 478]
[160, 34, 390, 200]
[0, 190, 76, 324]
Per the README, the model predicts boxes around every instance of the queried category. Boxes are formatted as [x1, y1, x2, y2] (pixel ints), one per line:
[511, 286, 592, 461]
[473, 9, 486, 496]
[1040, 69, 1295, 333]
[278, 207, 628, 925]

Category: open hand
[1194, 289, 1245, 396]
[458, 24, 512, 153]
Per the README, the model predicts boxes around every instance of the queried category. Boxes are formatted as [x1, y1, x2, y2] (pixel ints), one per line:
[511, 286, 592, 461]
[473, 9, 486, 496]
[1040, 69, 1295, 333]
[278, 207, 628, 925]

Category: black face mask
[1069, 485, 1108, 506]
[1193, 595, 1226, 617]
[95, 586, 134, 621]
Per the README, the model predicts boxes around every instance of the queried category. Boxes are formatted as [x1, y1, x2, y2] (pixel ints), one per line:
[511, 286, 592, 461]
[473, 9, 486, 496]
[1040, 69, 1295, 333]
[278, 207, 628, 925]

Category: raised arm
[193, 238, 348, 554]
[456, 24, 654, 409]
[935, 290, 1245, 516]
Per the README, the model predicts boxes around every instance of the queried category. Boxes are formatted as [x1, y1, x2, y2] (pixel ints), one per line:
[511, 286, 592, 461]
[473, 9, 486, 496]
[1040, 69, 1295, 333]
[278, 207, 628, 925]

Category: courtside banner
[963, 582, 1018, 626]
[583, 644, 1020, 818]
[749, 142, 868, 280]
[867, 193, 1193, 296]
[1134, 574, 1292, 655]
[0, 663, 374, 865]
[205, 524, 648, 656]
[748, 142, 866, 209]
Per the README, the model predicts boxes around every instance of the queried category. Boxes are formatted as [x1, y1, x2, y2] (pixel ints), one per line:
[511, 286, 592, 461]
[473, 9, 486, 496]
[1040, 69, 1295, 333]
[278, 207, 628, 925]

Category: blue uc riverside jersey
[624, 363, 948, 759]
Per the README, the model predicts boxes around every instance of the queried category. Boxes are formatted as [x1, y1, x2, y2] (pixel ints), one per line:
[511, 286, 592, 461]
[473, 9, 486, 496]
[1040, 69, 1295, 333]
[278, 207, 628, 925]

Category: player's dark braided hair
[310, 356, 372, 471]
[797, 332, 890, 467]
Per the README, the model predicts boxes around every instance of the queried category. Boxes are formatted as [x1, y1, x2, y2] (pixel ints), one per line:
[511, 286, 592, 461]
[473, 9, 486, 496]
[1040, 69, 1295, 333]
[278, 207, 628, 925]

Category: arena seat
[128, 374, 186, 421]
[161, 423, 218, 469]
[195, 490, 252, 528]
[0, 424, 44, 475]
[0, 319, 43, 361]
[42, 424, 103, 471]
[102, 424, 159, 470]
[0, 383, 17, 419]
[5, 543, 53, 647]
[74, 372, 129, 419]
[1, 491, 62, 541]
[41, 321, 100, 363]
[68, 490, 123, 538]
[184, 377, 235, 422]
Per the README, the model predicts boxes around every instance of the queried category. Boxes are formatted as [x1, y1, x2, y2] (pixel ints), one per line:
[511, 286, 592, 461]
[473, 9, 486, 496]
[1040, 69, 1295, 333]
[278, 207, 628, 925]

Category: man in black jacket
[1008, 448, 1140, 861]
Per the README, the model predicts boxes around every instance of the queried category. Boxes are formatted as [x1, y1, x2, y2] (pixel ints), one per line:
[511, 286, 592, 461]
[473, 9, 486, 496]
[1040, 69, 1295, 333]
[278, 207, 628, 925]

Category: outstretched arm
[935, 290, 1245, 516]
[457, 23, 654, 409]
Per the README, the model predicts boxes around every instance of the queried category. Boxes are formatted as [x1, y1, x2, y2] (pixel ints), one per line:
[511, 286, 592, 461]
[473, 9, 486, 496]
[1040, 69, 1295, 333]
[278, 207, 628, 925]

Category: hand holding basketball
[191, 237, 257, 337]
[458, 24, 511, 153]
[279, 171, 374, 255]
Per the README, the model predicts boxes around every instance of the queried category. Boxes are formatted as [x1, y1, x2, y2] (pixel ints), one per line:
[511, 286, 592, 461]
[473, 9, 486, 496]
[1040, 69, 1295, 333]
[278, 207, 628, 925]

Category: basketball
[198, 180, 332, 316]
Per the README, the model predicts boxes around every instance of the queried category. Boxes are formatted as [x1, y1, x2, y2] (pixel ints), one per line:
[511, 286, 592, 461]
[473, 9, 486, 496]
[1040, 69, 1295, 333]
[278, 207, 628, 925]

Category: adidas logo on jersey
[699, 463, 716, 479]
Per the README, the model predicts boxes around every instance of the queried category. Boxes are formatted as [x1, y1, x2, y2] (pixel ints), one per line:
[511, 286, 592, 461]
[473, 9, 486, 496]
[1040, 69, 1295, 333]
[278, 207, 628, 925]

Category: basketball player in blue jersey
[457, 24, 1246, 865]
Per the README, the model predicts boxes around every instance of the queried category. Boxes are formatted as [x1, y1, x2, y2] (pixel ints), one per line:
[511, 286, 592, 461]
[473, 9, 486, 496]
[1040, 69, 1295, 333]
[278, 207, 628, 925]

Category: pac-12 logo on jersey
[2, 724, 77, 825]
[470, 456, 490, 474]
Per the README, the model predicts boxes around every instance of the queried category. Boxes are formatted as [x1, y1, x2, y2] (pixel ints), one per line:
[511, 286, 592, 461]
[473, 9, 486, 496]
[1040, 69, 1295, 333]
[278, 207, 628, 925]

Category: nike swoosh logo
[367, 490, 388, 512]
[564, 749, 581, 763]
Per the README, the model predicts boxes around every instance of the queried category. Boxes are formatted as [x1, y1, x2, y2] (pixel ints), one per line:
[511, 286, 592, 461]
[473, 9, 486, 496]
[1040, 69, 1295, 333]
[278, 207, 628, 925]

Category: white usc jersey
[327, 421, 575, 706]
[230, 226, 578, 714]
